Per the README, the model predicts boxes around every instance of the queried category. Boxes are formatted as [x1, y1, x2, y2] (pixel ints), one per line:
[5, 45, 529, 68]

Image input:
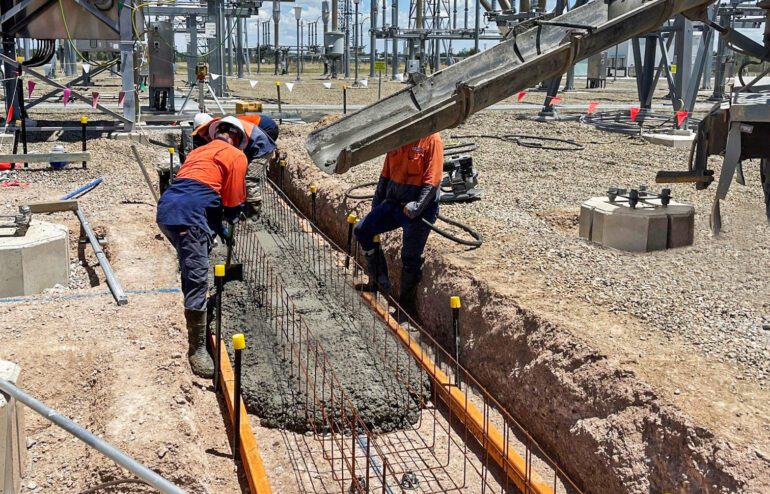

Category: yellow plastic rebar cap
[275, 81, 281, 87]
[450, 296, 461, 309]
[310, 184, 317, 193]
[346, 213, 357, 224]
[373, 234, 380, 243]
[214, 264, 225, 277]
[80, 116, 88, 124]
[14, 120, 20, 125]
[232, 333, 246, 350]
[168, 148, 175, 154]
[16, 56, 23, 62]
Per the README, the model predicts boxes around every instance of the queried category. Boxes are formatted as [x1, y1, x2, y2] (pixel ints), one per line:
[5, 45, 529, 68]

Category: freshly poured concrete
[0, 220, 69, 297]
[0, 360, 24, 494]
[579, 196, 694, 252]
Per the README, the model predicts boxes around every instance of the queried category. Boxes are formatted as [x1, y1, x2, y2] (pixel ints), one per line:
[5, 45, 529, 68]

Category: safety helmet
[209, 116, 248, 151]
[193, 112, 213, 128]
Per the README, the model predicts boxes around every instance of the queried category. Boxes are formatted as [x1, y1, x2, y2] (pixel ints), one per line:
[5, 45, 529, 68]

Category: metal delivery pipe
[0, 379, 186, 494]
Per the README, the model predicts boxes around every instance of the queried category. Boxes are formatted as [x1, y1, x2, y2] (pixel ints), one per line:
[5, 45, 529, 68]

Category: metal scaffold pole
[120, 0, 136, 131]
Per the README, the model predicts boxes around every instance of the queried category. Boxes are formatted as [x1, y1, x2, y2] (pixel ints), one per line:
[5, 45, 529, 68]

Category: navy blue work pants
[158, 224, 211, 311]
[354, 201, 438, 274]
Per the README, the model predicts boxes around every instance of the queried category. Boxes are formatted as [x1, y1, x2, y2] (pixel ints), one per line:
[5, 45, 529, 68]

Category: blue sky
[174, 1, 764, 55]
[177, 0, 531, 54]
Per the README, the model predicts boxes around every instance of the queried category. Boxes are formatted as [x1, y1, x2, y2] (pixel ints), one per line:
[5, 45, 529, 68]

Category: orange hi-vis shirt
[379, 133, 444, 204]
[175, 139, 248, 207]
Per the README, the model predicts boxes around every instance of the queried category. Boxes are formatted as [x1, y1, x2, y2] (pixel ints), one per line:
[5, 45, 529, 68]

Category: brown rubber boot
[185, 309, 214, 378]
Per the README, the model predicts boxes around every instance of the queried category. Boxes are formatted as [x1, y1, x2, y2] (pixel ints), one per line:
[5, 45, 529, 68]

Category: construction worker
[192, 112, 278, 161]
[156, 116, 249, 377]
[354, 133, 444, 319]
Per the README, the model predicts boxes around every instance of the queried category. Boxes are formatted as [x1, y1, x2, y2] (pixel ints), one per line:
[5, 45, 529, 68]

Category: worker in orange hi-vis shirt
[156, 116, 249, 377]
[353, 133, 444, 321]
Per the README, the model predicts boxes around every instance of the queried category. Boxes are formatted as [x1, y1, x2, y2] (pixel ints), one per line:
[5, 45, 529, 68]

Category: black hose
[450, 133, 585, 151]
[344, 182, 483, 247]
[579, 110, 699, 135]
[738, 60, 762, 92]
[345, 180, 378, 200]
[443, 141, 478, 155]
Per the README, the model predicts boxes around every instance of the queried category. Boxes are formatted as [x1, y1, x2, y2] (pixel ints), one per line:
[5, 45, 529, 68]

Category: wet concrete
[215, 220, 429, 433]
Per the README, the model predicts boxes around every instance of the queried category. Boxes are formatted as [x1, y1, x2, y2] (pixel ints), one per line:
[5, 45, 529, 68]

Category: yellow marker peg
[276, 81, 281, 87]
[16, 56, 23, 63]
[373, 234, 380, 243]
[310, 184, 317, 194]
[232, 333, 246, 350]
[450, 296, 461, 309]
[80, 116, 88, 124]
[346, 212, 357, 224]
[214, 264, 225, 277]
[168, 147, 175, 154]
[14, 120, 20, 126]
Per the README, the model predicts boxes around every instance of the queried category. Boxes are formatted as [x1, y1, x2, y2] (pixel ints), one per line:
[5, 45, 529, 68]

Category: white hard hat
[209, 116, 248, 151]
[193, 112, 213, 128]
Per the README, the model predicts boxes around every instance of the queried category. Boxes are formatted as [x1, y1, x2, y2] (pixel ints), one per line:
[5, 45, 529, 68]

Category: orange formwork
[362, 292, 554, 494]
[210, 334, 273, 494]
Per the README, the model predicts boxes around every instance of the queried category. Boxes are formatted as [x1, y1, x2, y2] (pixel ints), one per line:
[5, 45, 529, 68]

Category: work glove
[403, 202, 420, 219]
[403, 184, 438, 219]
[218, 222, 231, 243]
[223, 221, 235, 248]
[223, 204, 245, 223]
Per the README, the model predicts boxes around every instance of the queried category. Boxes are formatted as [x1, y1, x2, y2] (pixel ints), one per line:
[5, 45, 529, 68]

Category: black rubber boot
[355, 250, 391, 295]
[397, 269, 422, 323]
[185, 309, 214, 378]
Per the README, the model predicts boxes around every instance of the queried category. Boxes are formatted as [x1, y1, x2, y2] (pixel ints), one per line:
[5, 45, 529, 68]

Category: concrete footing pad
[0, 360, 24, 494]
[579, 196, 694, 252]
[0, 220, 69, 297]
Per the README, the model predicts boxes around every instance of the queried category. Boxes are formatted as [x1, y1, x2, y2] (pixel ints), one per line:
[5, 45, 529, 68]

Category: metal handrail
[0, 378, 186, 494]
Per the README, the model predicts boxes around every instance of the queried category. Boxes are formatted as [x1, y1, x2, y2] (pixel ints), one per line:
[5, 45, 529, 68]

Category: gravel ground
[337, 113, 770, 387]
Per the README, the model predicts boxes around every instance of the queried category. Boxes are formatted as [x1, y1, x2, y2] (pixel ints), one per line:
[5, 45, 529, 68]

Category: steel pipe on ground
[0, 379, 186, 494]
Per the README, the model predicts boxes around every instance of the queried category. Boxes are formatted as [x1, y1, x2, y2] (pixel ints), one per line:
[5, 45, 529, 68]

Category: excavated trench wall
[270, 155, 768, 493]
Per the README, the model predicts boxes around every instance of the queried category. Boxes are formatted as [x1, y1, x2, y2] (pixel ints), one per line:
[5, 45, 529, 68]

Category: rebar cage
[226, 163, 583, 494]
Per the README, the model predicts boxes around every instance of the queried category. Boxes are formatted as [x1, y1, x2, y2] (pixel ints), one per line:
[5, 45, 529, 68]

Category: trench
[266, 149, 770, 494]
[215, 203, 430, 434]
[210, 169, 589, 494]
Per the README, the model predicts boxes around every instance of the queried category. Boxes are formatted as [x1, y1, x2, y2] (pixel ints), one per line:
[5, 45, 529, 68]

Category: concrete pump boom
[306, 0, 717, 174]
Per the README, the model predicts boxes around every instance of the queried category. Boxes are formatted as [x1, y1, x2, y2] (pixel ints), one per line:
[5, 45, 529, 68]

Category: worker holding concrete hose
[156, 116, 249, 378]
[354, 133, 444, 319]
[192, 113, 278, 161]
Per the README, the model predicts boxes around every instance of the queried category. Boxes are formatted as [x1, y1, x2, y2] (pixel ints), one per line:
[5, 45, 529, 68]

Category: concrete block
[0, 360, 25, 494]
[108, 132, 149, 145]
[668, 208, 695, 248]
[578, 204, 593, 240]
[579, 196, 695, 252]
[642, 131, 695, 148]
[0, 220, 69, 298]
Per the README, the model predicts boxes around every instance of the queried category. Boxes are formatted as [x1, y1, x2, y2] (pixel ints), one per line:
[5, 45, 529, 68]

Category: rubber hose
[344, 182, 483, 247]
[450, 133, 585, 151]
[738, 60, 762, 92]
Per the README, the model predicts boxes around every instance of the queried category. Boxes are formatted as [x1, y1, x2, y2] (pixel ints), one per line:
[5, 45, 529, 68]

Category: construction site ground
[1, 70, 769, 493]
